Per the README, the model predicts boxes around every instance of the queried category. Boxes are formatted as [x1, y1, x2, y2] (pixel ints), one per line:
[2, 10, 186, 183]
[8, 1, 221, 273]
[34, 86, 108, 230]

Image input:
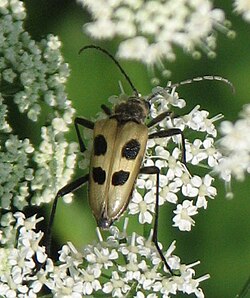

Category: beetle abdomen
[88, 118, 148, 228]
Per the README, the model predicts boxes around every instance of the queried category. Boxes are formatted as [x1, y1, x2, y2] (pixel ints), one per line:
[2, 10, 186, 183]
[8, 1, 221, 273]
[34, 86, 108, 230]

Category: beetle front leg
[74, 117, 94, 152]
[149, 128, 186, 164]
[147, 111, 172, 128]
[45, 174, 89, 256]
[101, 104, 112, 116]
[140, 166, 173, 274]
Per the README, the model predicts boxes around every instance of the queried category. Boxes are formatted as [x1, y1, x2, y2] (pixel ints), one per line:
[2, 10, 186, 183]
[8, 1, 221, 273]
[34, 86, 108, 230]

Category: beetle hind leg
[147, 110, 187, 165]
[149, 128, 186, 165]
[45, 174, 89, 256]
[140, 166, 174, 275]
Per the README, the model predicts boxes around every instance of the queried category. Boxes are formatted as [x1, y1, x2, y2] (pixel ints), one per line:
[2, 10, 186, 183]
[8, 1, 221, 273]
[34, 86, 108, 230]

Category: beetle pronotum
[46, 45, 233, 273]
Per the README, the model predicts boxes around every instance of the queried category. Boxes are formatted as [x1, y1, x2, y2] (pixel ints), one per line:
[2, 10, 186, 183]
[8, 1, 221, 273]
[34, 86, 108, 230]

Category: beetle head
[112, 96, 150, 124]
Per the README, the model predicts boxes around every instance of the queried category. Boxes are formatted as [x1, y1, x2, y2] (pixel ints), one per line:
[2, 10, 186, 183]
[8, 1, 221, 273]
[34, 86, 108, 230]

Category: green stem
[235, 275, 250, 298]
[143, 222, 151, 239]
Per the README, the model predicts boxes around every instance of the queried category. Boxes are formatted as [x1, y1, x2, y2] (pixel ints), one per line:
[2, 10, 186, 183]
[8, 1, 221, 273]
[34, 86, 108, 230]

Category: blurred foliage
[20, 1, 250, 297]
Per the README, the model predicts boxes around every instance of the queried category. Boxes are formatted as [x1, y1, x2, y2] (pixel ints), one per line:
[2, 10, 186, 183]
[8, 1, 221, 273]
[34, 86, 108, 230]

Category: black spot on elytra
[112, 170, 130, 186]
[92, 167, 106, 184]
[122, 139, 140, 160]
[94, 135, 107, 156]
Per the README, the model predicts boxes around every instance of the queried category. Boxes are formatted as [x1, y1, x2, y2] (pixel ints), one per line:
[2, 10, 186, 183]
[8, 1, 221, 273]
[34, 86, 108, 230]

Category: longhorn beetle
[46, 45, 233, 273]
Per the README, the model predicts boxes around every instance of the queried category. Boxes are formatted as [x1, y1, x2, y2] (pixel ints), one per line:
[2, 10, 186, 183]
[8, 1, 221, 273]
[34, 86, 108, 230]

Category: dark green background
[23, 1, 250, 297]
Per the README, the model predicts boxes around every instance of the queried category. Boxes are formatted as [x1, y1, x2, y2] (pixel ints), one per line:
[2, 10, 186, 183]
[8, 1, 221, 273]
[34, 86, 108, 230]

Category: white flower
[119, 232, 141, 263]
[193, 175, 217, 209]
[186, 139, 209, 165]
[78, 0, 231, 70]
[136, 291, 158, 298]
[103, 271, 131, 297]
[0, 212, 208, 297]
[80, 266, 102, 295]
[159, 178, 179, 204]
[166, 151, 184, 181]
[80, 227, 207, 296]
[0, 0, 78, 210]
[118, 260, 142, 281]
[173, 200, 198, 231]
[0, 212, 50, 297]
[0, 136, 34, 210]
[176, 105, 223, 137]
[215, 104, 250, 182]
[128, 189, 155, 224]
[234, 0, 250, 21]
[84, 246, 119, 269]
[52, 117, 69, 133]
[203, 138, 222, 167]
[150, 86, 186, 109]
[219, 119, 250, 151]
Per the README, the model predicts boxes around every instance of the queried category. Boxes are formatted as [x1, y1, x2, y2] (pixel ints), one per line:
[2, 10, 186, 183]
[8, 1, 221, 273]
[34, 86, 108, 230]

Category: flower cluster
[215, 104, 250, 183]
[234, 0, 250, 22]
[78, 0, 232, 71]
[0, 1, 235, 296]
[46, 221, 209, 298]
[0, 212, 48, 297]
[0, 0, 78, 211]
[0, 136, 34, 211]
[0, 214, 208, 297]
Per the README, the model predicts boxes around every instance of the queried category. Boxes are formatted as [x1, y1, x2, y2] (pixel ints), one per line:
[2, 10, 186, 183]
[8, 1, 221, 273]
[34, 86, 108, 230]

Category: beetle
[46, 45, 234, 273]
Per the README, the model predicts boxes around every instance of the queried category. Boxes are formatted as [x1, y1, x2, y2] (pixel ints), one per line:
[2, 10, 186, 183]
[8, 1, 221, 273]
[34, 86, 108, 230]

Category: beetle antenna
[170, 75, 235, 93]
[147, 75, 235, 102]
[79, 45, 139, 97]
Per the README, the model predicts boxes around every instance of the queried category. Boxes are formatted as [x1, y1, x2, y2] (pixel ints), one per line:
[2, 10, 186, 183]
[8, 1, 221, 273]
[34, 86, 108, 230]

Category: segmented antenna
[79, 45, 139, 97]
[148, 75, 235, 102]
[170, 75, 235, 93]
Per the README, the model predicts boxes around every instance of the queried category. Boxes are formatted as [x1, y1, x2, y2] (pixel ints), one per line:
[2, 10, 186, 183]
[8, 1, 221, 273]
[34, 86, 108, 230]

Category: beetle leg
[140, 166, 173, 274]
[149, 128, 186, 164]
[147, 111, 172, 128]
[74, 117, 94, 152]
[101, 104, 112, 116]
[45, 174, 89, 256]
